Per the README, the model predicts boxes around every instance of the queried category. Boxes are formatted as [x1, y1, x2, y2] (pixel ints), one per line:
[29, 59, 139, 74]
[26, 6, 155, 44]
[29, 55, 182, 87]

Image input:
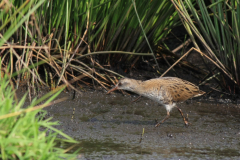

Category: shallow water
[41, 89, 240, 160]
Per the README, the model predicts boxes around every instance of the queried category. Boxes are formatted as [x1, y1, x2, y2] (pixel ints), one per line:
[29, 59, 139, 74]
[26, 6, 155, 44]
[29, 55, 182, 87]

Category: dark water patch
[132, 146, 152, 155]
[79, 115, 94, 122]
[88, 117, 98, 122]
[123, 109, 134, 115]
[79, 138, 129, 154]
[90, 107, 111, 114]
[170, 147, 240, 159]
[57, 139, 153, 156]
[215, 148, 240, 157]
[134, 109, 147, 117]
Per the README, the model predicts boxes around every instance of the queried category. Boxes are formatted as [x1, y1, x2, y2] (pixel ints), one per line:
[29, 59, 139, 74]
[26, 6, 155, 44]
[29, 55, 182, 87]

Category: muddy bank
[26, 88, 239, 160]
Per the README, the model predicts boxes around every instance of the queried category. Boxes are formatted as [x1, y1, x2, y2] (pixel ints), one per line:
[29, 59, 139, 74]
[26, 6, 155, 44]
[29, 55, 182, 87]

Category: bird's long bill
[106, 86, 118, 94]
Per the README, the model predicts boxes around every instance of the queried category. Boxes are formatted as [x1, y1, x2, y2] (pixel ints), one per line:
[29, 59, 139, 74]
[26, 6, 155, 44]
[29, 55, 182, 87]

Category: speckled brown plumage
[107, 77, 205, 127]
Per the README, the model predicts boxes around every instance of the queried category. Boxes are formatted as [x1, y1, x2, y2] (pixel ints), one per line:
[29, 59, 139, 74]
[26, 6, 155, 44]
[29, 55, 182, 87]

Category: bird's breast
[140, 88, 172, 105]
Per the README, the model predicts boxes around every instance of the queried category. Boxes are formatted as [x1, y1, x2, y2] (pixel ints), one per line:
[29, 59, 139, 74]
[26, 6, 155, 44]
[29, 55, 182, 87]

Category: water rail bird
[107, 77, 205, 127]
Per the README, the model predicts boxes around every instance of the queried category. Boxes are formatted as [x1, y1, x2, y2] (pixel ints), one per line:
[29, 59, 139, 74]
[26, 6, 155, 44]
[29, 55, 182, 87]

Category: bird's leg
[131, 96, 141, 103]
[155, 111, 170, 127]
[176, 106, 189, 126]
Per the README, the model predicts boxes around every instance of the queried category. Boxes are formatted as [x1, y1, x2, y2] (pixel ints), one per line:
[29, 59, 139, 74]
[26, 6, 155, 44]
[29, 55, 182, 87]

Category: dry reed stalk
[160, 47, 236, 85]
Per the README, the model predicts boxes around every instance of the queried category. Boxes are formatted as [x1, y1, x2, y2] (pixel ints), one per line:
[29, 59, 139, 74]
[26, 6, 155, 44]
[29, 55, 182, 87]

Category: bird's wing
[141, 77, 204, 103]
[163, 80, 202, 102]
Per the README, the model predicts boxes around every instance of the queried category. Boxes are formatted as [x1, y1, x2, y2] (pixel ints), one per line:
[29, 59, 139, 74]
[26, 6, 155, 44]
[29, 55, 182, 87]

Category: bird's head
[107, 78, 135, 94]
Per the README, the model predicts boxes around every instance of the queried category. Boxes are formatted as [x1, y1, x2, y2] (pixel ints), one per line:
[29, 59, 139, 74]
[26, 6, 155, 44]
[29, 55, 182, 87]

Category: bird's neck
[125, 79, 144, 94]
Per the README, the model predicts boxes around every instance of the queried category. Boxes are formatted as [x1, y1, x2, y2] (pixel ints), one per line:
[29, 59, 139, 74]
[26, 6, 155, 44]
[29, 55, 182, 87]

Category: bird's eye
[118, 82, 122, 86]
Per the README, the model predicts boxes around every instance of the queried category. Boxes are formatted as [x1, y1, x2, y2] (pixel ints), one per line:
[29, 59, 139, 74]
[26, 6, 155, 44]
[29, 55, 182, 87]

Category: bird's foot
[154, 119, 161, 127]
[184, 121, 191, 127]
[184, 115, 191, 127]
[155, 123, 161, 128]
[185, 121, 189, 127]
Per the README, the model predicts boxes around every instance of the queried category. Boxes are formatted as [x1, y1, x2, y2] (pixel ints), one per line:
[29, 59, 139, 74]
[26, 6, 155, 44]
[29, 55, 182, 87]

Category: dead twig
[160, 47, 237, 86]
[172, 38, 191, 53]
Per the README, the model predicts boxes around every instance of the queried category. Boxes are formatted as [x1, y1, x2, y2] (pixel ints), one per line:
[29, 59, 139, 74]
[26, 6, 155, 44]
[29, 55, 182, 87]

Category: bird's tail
[194, 90, 205, 97]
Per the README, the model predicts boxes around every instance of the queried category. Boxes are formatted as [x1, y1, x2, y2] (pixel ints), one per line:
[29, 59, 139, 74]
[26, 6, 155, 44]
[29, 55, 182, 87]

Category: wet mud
[30, 89, 240, 159]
